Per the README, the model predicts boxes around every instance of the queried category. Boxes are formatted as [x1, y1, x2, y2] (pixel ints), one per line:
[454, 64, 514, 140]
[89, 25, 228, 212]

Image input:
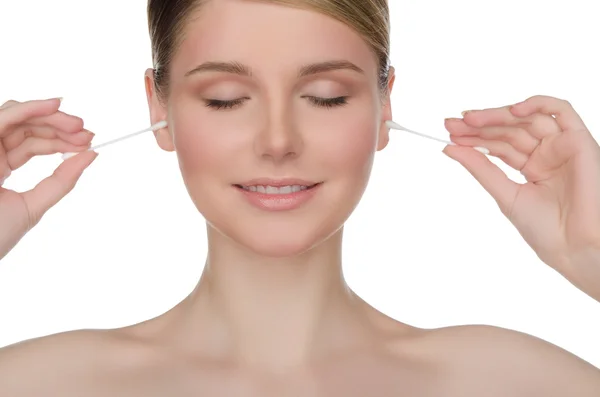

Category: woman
[0, 0, 599, 395]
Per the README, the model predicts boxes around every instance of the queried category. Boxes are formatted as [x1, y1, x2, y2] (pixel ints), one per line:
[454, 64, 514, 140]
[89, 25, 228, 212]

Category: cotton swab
[61, 120, 168, 160]
[61, 119, 489, 160]
[385, 120, 490, 155]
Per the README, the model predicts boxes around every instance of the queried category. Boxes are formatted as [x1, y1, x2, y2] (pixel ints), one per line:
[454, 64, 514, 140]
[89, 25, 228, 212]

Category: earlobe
[377, 129, 390, 151]
[144, 68, 175, 152]
[156, 128, 175, 152]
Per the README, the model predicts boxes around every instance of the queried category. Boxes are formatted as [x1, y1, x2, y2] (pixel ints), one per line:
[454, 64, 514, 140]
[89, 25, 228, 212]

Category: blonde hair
[148, 0, 390, 100]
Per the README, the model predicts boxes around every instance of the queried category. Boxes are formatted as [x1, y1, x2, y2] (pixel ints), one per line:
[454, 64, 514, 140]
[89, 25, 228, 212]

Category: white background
[0, 0, 599, 367]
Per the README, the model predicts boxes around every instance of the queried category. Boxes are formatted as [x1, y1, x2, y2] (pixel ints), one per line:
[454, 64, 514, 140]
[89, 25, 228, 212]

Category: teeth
[241, 185, 310, 194]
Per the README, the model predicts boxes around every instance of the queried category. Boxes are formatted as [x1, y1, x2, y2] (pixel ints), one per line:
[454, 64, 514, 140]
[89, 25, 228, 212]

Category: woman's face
[146, 0, 394, 257]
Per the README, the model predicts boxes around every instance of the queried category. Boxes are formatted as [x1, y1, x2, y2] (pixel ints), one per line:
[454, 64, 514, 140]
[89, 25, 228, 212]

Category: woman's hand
[0, 98, 97, 260]
[442, 95, 600, 301]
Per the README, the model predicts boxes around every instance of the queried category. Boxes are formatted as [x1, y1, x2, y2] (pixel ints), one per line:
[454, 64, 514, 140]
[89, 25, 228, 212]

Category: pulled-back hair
[147, 0, 390, 101]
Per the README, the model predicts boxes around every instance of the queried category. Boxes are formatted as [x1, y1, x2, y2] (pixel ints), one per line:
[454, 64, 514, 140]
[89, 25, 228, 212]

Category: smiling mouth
[233, 183, 321, 194]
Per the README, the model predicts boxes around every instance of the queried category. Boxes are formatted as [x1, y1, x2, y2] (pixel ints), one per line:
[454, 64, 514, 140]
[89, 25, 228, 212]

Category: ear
[144, 68, 175, 152]
[377, 66, 395, 151]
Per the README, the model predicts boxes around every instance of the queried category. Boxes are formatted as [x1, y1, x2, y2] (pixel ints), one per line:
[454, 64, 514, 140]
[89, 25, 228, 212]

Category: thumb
[22, 150, 98, 224]
[442, 144, 519, 215]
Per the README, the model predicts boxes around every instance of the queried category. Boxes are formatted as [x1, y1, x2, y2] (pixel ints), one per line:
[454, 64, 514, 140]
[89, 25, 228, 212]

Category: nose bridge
[254, 93, 303, 161]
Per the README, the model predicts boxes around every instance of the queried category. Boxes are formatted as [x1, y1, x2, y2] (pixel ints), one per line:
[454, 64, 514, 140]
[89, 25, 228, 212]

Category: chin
[212, 216, 342, 258]
[190, 179, 367, 258]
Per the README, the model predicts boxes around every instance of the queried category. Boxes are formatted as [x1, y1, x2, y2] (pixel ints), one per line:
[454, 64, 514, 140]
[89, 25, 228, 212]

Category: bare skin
[0, 301, 599, 396]
[1, 1, 600, 395]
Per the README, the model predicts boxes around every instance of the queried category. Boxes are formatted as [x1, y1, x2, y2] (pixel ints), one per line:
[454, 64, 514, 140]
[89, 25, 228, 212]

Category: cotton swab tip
[385, 120, 402, 130]
[153, 120, 168, 129]
[62, 152, 78, 160]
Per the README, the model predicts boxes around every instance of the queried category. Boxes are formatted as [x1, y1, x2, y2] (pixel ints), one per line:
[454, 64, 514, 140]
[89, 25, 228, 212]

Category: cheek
[170, 110, 239, 181]
[315, 111, 378, 180]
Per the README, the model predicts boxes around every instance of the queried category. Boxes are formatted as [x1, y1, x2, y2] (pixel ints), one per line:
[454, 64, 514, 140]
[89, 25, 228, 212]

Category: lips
[233, 178, 322, 211]
[236, 184, 316, 194]
[236, 178, 318, 187]
[233, 178, 321, 195]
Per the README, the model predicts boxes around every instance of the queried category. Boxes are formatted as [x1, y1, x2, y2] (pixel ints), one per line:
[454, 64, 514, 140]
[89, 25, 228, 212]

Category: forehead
[172, 0, 378, 76]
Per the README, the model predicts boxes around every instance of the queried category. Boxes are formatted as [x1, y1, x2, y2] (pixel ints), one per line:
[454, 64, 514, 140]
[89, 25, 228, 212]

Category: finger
[449, 135, 529, 171]
[0, 98, 63, 137]
[445, 118, 540, 154]
[0, 100, 18, 110]
[523, 130, 590, 181]
[57, 129, 95, 145]
[6, 137, 92, 170]
[462, 105, 518, 127]
[0, 163, 10, 186]
[3, 124, 94, 151]
[463, 106, 562, 140]
[0, 136, 9, 183]
[21, 150, 98, 224]
[510, 95, 589, 133]
[442, 144, 520, 216]
[28, 112, 84, 134]
[1, 99, 84, 133]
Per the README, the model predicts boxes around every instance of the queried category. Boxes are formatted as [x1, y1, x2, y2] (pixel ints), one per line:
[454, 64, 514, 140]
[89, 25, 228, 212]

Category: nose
[254, 103, 303, 162]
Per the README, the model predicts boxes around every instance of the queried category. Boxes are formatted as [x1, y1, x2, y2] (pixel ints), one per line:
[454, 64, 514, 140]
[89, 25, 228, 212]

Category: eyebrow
[185, 61, 251, 77]
[184, 60, 364, 78]
[298, 60, 364, 77]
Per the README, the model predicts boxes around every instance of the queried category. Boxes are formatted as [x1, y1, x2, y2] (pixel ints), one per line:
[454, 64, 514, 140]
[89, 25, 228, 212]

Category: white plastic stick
[385, 120, 489, 155]
[62, 120, 168, 160]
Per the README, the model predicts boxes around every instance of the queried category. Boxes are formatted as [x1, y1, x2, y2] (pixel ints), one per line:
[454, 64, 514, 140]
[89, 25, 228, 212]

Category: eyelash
[204, 98, 247, 110]
[307, 96, 349, 108]
[204, 96, 349, 110]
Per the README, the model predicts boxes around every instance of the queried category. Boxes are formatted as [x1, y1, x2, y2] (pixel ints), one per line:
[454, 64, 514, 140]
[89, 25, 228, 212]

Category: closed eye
[204, 98, 248, 110]
[304, 96, 349, 108]
[203, 96, 349, 111]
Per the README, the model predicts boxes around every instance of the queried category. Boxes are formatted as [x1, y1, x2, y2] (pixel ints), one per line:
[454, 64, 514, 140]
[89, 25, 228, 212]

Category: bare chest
[60, 360, 482, 397]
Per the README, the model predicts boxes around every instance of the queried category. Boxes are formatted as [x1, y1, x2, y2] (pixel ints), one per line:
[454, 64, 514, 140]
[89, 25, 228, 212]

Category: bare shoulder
[413, 324, 600, 396]
[0, 328, 154, 396]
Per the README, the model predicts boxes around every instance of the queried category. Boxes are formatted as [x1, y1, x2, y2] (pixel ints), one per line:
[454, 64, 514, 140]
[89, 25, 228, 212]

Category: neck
[165, 226, 377, 371]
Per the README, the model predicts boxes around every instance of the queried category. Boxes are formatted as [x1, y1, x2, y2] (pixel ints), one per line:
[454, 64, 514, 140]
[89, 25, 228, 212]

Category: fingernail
[445, 117, 462, 122]
[461, 110, 473, 116]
